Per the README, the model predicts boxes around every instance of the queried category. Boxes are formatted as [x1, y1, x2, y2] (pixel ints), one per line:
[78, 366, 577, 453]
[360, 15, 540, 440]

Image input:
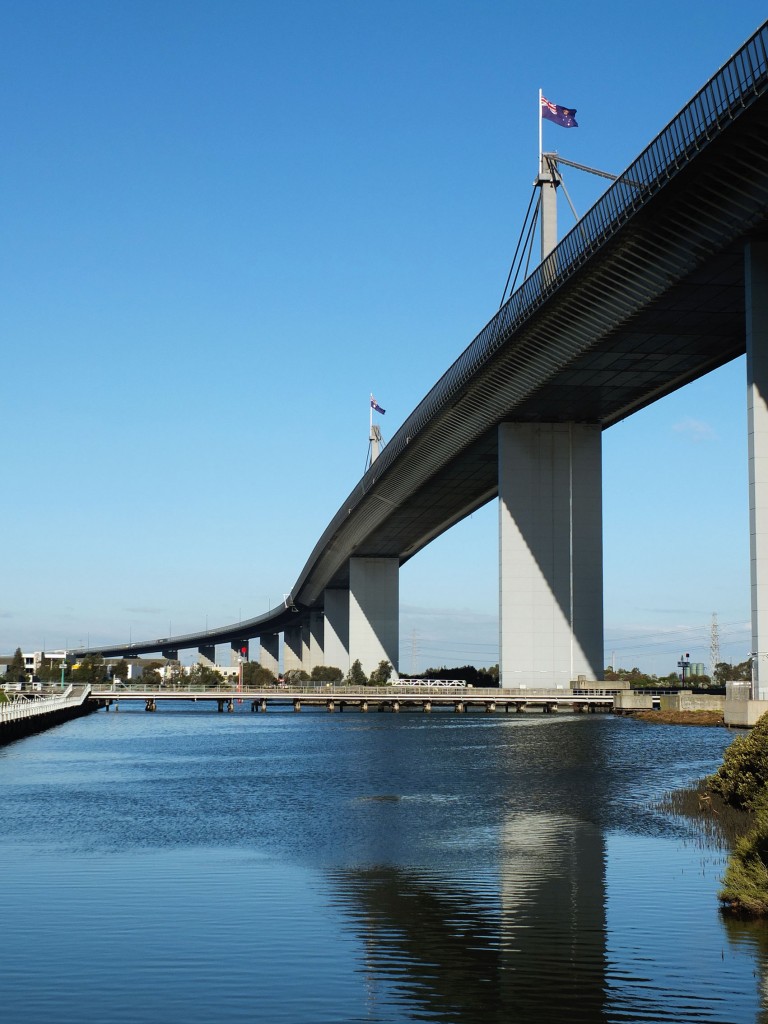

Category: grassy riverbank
[706, 713, 768, 915]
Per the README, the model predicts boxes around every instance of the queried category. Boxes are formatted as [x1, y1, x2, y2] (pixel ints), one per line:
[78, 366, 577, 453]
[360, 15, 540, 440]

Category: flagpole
[538, 88, 543, 173]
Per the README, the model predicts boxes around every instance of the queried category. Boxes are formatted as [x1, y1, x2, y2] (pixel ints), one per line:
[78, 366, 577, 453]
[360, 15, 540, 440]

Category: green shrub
[708, 713, 768, 811]
[720, 804, 768, 915]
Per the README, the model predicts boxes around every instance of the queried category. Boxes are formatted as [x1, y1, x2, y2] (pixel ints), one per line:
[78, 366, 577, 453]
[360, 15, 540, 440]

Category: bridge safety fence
[0, 685, 88, 724]
[95, 683, 620, 698]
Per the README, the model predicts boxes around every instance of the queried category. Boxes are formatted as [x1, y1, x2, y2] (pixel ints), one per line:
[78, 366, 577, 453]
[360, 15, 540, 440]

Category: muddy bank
[633, 709, 724, 727]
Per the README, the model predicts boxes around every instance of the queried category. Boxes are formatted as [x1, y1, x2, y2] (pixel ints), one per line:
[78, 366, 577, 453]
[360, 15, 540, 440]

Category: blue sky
[2, 1, 764, 675]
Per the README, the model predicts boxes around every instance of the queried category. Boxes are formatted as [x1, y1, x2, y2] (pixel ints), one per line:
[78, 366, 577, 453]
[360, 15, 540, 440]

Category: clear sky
[3, 0, 765, 676]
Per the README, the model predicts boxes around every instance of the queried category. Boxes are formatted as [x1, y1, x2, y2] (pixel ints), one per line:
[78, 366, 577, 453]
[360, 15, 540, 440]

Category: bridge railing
[92, 682, 618, 699]
[0, 685, 87, 724]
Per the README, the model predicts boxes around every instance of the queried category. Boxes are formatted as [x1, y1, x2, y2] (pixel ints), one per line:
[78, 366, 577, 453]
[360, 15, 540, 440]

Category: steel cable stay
[498, 185, 539, 308]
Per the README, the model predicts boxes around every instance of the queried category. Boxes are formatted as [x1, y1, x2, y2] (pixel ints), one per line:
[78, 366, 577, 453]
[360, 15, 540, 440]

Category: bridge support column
[499, 423, 603, 690]
[231, 639, 249, 664]
[260, 634, 279, 677]
[323, 589, 349, 673]
[309, 611, 324, 672]
[747, 241, 768, 700]
[349, 557, 399, 678]
[283, 626, 303, 673]
[198, 644, 216, 669]
[301, 623, 311, 671]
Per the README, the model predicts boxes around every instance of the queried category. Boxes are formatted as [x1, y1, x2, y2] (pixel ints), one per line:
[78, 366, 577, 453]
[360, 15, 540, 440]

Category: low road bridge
[77, 24, 768, 695]
[90, 683, 615, 714]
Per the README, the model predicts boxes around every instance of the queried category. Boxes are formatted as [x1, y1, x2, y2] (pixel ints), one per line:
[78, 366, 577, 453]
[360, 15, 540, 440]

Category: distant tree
[165, 662, 185, 686]
[112, 660, 129, 683]
[6, 648, 26, 682]
[485, 664, 500, 686]
[187, 664, 224, 688]
[310, 665, 343, 683]
[715, 660, 752, 686]
[243, 662, 277, 687]
[368, 660, 393, 684]
[283, 668, 310, 684]
[347, 659, 367, 686]
[36, 657, 64, 683]
[71, 654, 107, 685]
[141, 668, 162, 687]
[687, 673, 712, 688]
[417, 664, 500, 687]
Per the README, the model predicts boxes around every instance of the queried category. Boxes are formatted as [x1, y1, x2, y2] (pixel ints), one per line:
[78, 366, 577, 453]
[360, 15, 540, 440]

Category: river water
[0, 704, 766, 1023]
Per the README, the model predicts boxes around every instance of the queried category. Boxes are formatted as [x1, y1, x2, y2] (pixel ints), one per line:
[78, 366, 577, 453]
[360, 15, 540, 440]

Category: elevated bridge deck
[75, 23, 768, 664]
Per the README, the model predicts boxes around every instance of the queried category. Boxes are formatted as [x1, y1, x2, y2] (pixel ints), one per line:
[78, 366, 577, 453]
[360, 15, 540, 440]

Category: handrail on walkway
[0, 685, 88, 724]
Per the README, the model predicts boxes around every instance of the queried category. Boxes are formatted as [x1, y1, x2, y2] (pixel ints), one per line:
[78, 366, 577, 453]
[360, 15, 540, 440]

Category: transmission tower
[410, 629, 419, 676]
[710, 612, 721, 680]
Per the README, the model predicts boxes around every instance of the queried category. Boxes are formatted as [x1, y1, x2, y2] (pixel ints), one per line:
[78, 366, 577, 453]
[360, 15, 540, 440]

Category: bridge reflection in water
[329, 814, 606, 1023]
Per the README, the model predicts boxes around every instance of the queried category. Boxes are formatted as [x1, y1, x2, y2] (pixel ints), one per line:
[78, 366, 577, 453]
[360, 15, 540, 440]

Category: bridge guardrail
[92, 683, 618, 699]
[0, 685, 88, 724]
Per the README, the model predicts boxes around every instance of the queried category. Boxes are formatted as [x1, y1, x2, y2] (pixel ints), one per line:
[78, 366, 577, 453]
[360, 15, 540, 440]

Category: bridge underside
[322, 245, 751, 589]
[298, 91, 768, 603]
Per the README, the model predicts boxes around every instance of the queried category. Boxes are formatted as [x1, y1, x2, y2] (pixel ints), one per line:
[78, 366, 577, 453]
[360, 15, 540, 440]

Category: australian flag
[541, 96, 578, 128]
[371, 396, 386, 415]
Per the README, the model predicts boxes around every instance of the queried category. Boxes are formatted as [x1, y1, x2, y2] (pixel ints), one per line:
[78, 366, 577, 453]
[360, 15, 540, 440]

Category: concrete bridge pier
[309, 611, 324, 673]
[231, 639, 249, 664]
[499, 423, 603, 690]
[284, 626, 303, 674]
[260, 634, 279, 677]
[198, 644, 216, 669]
[747, 241, 768, 700]
[323, 589, 349, 674]
[349, 557, 399, 678]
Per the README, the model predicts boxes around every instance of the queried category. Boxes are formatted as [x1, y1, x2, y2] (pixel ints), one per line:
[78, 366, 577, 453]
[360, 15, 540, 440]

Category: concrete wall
[725, 698, 768, 727]
[659, 692, 724, 712]
[613, 691, 654, 711]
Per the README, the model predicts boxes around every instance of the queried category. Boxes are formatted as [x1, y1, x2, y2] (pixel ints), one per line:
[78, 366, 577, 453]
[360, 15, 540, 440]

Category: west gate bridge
[74, 24, 768, 695]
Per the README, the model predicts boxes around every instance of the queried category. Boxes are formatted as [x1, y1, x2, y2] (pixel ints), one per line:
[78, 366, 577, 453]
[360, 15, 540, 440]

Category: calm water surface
[1, 705, 765, 1023]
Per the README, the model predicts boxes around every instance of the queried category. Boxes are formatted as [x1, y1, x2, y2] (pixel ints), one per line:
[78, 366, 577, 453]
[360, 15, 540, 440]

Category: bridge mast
[537, 90, 561, 260]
